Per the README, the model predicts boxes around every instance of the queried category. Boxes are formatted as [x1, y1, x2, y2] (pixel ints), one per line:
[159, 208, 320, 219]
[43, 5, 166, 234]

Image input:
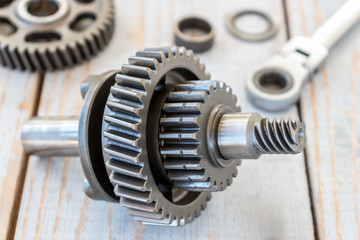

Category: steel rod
[21, 116, 79, 157]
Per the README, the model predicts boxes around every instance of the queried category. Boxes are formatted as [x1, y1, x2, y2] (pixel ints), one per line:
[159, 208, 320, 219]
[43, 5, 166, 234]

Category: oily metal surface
[102, 47, 211, 226]
[159, 80, 240, 192]
[0, 0, 114, 71]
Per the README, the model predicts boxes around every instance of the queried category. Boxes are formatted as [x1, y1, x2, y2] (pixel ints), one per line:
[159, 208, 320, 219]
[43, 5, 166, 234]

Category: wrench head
[246, 54, 310, 112]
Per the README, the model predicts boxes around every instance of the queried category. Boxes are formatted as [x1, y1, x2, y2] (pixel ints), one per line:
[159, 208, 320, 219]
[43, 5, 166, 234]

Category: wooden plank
[286, 0, 360, 239]
[0, 68, 40, 240]
[14, 0, 314, 239]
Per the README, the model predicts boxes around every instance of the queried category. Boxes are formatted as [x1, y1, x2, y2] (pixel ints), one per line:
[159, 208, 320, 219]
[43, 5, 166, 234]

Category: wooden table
[0, 0, 359, 239]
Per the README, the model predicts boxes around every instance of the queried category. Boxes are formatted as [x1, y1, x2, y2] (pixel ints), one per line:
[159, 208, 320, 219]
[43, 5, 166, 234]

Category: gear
[0, 0, 114, 71]
[159, 80, 241, 191]
[102, 47, 211, 226]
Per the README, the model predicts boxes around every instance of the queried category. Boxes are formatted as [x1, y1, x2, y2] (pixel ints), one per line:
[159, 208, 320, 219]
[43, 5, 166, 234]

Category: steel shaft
[21, 116, 79, 156]
[217, 113, 306, 159]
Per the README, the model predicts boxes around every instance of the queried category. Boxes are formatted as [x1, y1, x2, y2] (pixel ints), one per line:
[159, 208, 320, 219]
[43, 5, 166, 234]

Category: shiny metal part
[160, 80, 306, 193]
[21, 116, 79, 156]
[0, 0, 115, 71]
[174, 16, 215, 52]
[22, 71, 119, 202]
[217, 113, 306, 159]
[246, 0, 360, 111]
[20, 47, 308, 227]
[160, 80, 240, 192]
[226, 9, 279, 41]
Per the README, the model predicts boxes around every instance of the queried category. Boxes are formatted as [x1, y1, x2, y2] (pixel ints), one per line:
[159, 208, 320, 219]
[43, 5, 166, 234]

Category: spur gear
[0, 0, 114, 71]
[102, 47, 212, 226]
[159, 80, 240, 191]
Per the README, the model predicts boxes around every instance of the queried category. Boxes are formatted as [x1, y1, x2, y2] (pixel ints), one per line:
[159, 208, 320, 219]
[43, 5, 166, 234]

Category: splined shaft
[217, 113, 306, 160]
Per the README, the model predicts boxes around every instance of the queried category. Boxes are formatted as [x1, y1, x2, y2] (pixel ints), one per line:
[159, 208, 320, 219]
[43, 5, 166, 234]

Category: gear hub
[21, 47, 306, 226]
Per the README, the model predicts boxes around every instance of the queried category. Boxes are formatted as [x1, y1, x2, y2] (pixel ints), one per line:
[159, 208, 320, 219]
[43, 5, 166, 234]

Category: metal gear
[102, 47, 212, 226]
[20, 46, 307, 227]
[159, 80, 240, 191]
[0, 0, 114, 71]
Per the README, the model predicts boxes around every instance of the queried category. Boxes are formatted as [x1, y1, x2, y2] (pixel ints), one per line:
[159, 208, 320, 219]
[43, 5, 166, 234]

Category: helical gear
[0, 0, 114, 71]
[160, 80, 240, 192]
[102, 47, 212, 226]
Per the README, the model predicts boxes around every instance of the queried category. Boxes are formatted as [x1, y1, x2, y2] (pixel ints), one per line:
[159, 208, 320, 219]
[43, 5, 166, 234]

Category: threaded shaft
[216, 112, 306, 160]
[253, 117, 306, 155]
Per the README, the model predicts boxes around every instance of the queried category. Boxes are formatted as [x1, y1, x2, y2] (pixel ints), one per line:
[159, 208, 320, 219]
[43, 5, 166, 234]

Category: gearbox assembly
[21, 47, 306, 226]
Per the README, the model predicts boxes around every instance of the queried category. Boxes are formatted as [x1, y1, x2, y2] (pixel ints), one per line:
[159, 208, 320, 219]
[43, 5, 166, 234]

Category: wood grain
[0, 68, 40, 240]
[13, 0, 314, 239]
[286, 0, 360, 239]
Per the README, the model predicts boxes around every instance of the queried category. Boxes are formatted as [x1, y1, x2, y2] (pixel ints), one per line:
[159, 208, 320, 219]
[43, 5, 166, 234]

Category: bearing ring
[174, 16, 215, 53]
[226, 9, 279, 41]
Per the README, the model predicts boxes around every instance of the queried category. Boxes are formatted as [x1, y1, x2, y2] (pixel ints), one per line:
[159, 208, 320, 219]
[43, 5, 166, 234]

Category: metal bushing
[174, 16, 215, 52]
[226, 9, 279, 41]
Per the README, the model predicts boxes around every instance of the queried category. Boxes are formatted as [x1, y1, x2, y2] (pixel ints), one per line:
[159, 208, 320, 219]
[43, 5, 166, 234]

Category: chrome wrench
[246, 0, 360, 111]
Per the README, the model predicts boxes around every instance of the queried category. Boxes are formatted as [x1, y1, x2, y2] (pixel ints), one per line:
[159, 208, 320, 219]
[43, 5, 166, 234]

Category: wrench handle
[312, 0, 360, 49]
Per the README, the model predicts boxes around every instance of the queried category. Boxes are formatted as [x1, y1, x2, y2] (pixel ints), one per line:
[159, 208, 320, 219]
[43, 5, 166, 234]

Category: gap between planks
[282, 0, 319, 239]
[6, 72, 45, 240]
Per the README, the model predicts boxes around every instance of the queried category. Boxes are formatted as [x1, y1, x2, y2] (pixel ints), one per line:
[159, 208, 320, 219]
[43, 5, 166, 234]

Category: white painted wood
[286, 0, 360, 239]
[14, 0, 314, 239]
[0, 68, 40, 240]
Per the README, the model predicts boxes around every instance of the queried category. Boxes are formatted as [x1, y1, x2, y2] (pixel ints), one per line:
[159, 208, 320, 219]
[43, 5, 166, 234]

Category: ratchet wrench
[246, 0, 360, 111]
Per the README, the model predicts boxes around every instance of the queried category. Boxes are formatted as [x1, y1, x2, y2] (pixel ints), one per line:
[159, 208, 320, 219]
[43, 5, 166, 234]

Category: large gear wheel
[160, 80, 241, 191]
[102, 47, 212, 226]
[0, 0, 114, 71]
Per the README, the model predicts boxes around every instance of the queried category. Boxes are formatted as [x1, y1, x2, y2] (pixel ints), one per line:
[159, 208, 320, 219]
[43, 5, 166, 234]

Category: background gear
[0, 0, 114, 71]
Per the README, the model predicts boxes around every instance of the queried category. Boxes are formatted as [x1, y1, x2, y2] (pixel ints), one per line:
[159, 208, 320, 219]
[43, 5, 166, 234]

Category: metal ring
[226, 9, 279, 41]
[174, 16, 215, 53]
[16, 0, 70, 25]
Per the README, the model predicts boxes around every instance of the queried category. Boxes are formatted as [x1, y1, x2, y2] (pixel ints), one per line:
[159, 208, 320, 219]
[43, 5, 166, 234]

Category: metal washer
[174, 16, 215, 53]
[226, 9, 279, 41]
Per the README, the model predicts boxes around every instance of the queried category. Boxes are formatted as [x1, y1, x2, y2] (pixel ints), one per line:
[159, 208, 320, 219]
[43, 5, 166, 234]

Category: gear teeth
[110, 85, 145, 103]
[167, 91, 207, 103]
[129, 209, 165, 220]
[160, 80, 239, 192]
[103, 145, 140, 162]
[120, 198, 158, 212]
[129, 56, 158, 70]
[104, 47, 211, 226]
[162, 102, 202, 114]
[115, 73, 150, 90]
[159, 116, 199, 127]
[110, 172, 147, 191]
[106, 159, 143, 178]
[122, 64, 153, 78]
[136, 51, 166, 63]
[103, 130, 138, 147]
[0, 0, 115, 71]
[115, 186, 152, 203]
[168, 170, 206, 181]
[163, 157, 202, 170]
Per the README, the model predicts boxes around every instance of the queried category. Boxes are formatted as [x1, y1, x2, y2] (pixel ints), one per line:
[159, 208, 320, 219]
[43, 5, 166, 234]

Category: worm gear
[159, 80, 240, 191]
[0, 0, 114, 71]
[102, 47, 212, 226]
